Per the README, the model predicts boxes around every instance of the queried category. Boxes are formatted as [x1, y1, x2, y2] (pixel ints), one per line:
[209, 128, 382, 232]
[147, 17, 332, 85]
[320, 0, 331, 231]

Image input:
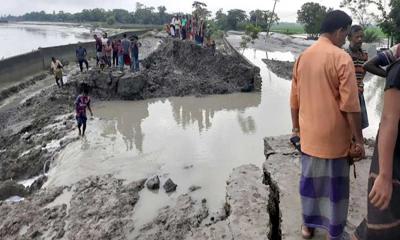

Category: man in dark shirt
[76, 45, 89, 72]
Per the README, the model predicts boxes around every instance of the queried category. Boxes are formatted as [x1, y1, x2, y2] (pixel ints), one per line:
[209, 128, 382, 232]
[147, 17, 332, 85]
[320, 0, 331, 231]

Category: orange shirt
[290, 36, 360, 159]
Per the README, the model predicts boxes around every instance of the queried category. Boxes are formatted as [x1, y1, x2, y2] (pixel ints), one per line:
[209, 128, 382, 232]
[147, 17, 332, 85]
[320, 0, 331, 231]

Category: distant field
[270, 22, 386, 39]
[270, 23, 305, 35]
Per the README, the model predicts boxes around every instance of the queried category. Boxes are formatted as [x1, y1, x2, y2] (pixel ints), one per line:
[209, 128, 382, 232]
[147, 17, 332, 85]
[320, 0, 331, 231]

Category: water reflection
[170, 93, 261, 133]
[97, 101, 149, 152]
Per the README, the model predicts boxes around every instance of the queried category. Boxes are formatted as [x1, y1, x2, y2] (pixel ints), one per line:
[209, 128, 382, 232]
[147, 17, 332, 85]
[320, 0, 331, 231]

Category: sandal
[301, 225, 315, 239]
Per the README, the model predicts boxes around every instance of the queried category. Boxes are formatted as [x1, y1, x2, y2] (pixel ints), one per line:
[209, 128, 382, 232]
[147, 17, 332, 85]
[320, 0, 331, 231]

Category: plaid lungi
[300, 154, 350, 240]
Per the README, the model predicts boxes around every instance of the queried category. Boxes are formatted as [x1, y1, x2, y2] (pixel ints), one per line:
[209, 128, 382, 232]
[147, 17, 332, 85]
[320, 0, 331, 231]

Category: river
[0, 22, 92, 59]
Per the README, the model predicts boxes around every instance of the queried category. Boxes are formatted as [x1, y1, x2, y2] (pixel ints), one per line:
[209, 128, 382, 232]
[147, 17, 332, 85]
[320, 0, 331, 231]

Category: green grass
[270, 22, 387, 39]
[270, 22, 305, 35]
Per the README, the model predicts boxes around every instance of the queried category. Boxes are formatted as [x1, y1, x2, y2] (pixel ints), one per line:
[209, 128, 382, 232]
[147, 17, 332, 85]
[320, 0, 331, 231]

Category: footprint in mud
[80, 138, 90, 150]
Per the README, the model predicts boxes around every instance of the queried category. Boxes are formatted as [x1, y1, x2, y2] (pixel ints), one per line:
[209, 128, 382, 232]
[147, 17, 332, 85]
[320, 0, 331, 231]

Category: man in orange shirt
[290, 10, 365, 240]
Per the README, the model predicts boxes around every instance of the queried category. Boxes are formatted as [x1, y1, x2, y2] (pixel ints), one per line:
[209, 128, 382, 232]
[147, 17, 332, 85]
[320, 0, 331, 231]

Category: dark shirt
[76, 47, 87, 61]
[95, 38, 103, 52]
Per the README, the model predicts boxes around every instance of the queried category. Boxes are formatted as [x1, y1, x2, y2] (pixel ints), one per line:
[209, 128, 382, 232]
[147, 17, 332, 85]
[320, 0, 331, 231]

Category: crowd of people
[290, 10, 400, 240]
[93, 32, 141, 72]
[166, 15, 215, 50]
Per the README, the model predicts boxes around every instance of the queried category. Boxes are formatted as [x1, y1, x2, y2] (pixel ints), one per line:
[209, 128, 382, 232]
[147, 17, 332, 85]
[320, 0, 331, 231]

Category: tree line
[0, 1, 279, 32]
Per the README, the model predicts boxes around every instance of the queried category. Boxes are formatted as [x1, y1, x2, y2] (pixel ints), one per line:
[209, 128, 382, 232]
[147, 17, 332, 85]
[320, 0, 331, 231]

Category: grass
[270, 22, 305, 35]
[270, 22, 387, 40]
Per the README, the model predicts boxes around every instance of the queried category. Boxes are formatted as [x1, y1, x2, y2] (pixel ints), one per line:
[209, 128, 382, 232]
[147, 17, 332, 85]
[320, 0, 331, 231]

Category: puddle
[5, 196, 25, 203]
[18, 175, 45, 188]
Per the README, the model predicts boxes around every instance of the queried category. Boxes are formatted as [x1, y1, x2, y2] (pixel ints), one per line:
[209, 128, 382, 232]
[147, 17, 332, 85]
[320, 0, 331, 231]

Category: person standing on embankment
[352, 42, 400, 240]
[76, 45, 89, 72]
[346, 25, 369, 130]
[50, 57, 64, 88]
[290, 10, 365, 240]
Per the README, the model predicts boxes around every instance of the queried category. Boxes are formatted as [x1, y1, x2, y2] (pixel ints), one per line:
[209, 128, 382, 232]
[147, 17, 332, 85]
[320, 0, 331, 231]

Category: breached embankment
[69, 39, 261, 100]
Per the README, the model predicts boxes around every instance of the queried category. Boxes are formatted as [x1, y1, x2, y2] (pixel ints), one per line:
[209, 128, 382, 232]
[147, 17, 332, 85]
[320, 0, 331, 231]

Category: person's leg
[82, 123, 86, 136]
[60, 76, 64, 87]
[77, 117, 82, 136]
[118, 55, 124, 71]
[55, 77, 60, 88]
[130, 58, 135, 72]
[79, 60, 83, 72]
[300, 155, 350, 240]
[82, 116, 87, 136]
[84, 59, 89, 71]
[135, 56, 139, 71]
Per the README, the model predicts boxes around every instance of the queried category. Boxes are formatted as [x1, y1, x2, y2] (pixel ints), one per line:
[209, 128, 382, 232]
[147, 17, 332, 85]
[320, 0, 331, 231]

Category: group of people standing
[93, 33, 141, 72]
[291, 10, 400, 240]
[167, 15, 212, 47]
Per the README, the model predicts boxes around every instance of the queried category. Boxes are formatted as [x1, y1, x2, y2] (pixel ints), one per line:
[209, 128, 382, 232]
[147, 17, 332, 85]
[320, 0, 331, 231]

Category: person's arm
[338, 55, 365, 158]
[84, 49, 87, 57]
[364, 56, 387, 78]
[369, 88, 400, 210]
[87, 99, 93, 116]
[290, 58, 300, 136]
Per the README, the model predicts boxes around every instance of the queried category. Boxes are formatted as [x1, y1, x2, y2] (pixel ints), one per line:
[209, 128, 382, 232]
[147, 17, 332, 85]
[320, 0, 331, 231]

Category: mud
[0, 175, 145, 240]
[71, 39, 261, 101]
[0, 73, 48, 102]
[263, 136, 374, 239]
[262, 59, 294, 80]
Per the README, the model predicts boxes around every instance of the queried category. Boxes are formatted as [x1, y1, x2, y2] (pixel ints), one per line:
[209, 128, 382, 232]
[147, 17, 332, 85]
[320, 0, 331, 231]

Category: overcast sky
[1, 0, 345, 22]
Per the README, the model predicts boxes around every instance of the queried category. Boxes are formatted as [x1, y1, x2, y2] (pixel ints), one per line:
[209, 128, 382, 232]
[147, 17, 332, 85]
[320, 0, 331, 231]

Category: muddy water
[43, 49, 292, 227]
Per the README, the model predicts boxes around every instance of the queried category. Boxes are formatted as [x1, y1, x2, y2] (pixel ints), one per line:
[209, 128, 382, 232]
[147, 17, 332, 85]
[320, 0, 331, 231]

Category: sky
[0, 0, 345, 22]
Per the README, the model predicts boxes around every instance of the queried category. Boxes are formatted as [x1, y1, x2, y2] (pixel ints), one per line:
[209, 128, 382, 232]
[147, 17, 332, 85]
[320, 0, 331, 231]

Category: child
[75, 84, 93, 137]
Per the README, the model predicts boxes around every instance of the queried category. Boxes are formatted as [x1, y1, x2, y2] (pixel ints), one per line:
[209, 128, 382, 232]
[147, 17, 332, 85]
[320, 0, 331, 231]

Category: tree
[373, 0, 400, 45]
[297, 2, 329, 39]
[192, 1, 211, 19]
[226, 9, 248, 30]
[340, 0, 375, 28]
[215, 8, 228, 30]
[106, 16, 116, 25]
[111, 9, 133, 24]
[249, 9, 279, 31]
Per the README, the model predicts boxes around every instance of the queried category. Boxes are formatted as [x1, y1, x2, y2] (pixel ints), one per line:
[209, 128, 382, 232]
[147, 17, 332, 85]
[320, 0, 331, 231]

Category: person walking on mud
[75, 84, 93, 137]
[346, 25, 369, 130]
[351, 42, 400, 240]
[76, 45, 89, 72]
[51, 57, 64, 88]
[290, 10, 364, 240]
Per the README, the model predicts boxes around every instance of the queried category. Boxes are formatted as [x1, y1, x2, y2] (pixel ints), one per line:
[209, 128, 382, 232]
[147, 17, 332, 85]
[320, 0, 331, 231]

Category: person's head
[348, 25, 364, 49]
[93, 34, 98, 40]
[81, 83, 89, 96]
[320, 10, 353, 47]
[117, 39, 121, 43]
[103, 32, 108, 38]
[51, 57, 56, 62]
[123, 33, 127, 38]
